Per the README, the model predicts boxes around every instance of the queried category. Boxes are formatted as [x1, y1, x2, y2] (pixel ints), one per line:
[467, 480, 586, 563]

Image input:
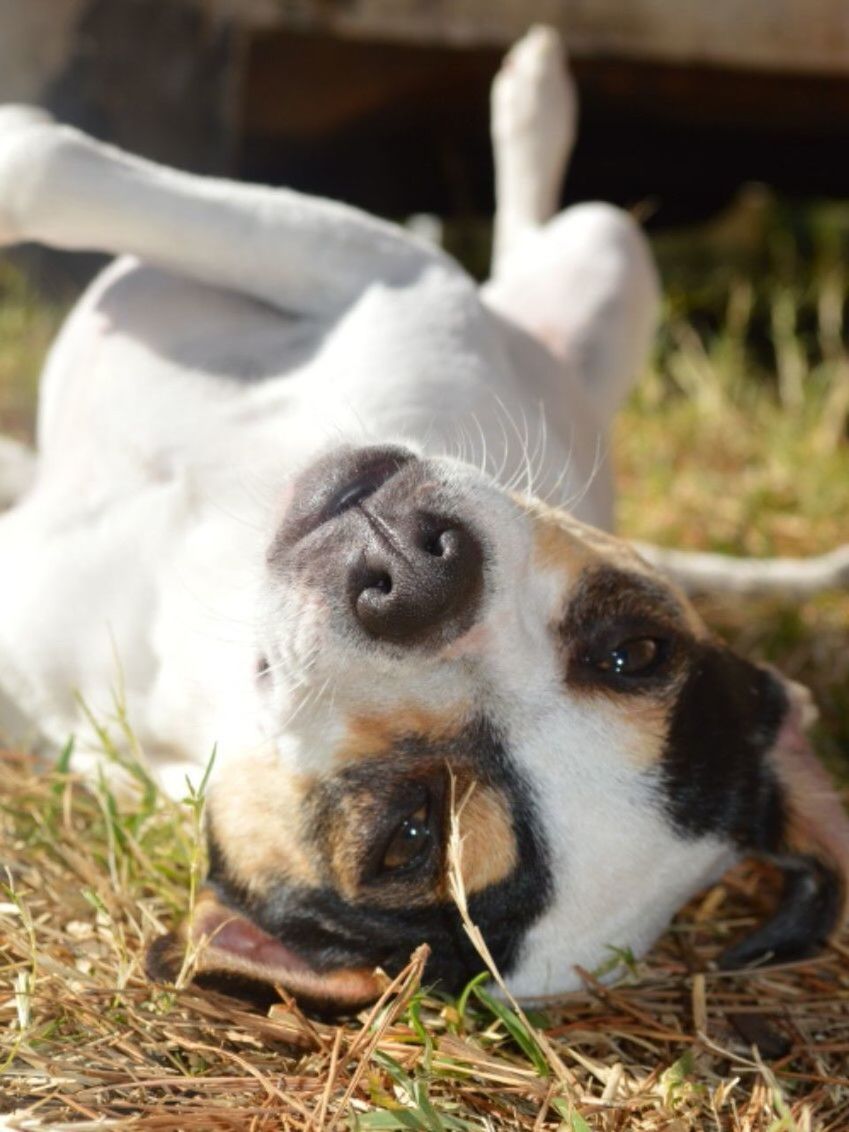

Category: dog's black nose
[347, 511, 484, 645]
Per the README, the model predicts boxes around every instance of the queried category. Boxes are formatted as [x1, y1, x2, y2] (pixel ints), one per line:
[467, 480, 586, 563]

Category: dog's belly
[36, 259, 611, 523]
[0, 474, 268, 788]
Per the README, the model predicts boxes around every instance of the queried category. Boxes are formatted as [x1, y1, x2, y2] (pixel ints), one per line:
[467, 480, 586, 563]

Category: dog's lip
[196, 903, 312, 972]
[275, 445, 416, 550]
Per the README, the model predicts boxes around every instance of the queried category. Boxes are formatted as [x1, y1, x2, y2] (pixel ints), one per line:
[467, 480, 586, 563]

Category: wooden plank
[239, 29, 849, 224]
[210, 0, 849, 76]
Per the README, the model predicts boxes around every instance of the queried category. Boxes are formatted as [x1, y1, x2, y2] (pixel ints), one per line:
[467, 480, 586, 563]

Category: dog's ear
[146, 887, 386, 1010]
[719, 670, 849, 970]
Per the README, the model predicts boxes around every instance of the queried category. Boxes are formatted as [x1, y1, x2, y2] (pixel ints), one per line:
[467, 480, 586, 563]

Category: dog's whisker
[271, 639, 321, 683]
[486, 389, 535, 496]
[540, 422, 576, 507]
[262, 653, 318, 687]
[264, 676, 329, 742]
[491, 406, 513, 490]
[542, 449, 574, 507]
[518, 402, 536, 499]
[466, 411, 490, 479]
[530, 399, 550, 498]
[419, 414, 438, 458]
[560, 429, 607, 515]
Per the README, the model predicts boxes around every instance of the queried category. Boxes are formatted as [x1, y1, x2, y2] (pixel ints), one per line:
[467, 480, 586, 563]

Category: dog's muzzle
[270, 445, 486, 647]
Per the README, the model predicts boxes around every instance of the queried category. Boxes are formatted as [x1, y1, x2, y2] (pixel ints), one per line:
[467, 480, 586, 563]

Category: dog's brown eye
[595, 637, 665, 676]
[382, 804, 432, 873]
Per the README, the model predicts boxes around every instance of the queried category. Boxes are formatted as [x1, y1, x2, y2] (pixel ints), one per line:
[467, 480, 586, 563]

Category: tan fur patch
[455, 784, 518, 894]
[520, 496, 641, 580]
[609, 693, 679, 769]
[518, 494, 707, 637]
[325, 788, 386, 900]
[207, 747, 319, 894]
[336, 704, 471, 765]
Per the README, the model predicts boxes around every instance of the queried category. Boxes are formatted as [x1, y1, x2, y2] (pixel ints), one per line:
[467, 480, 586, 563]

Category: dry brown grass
[2, 748, 849, 1130]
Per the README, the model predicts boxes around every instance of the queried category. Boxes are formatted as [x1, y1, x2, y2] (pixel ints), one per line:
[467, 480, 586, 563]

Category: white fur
[0, 30, 737, 994]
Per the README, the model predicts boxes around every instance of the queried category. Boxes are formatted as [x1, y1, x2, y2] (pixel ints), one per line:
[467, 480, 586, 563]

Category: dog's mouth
[146, 888, 387, 1011]
[274, 445, 416, 550]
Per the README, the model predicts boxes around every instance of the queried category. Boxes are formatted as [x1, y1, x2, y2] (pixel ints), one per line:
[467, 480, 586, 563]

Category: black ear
[718, 853, 842, 969]
[720, 672, 849, 970]
[663, 647, 849, 969]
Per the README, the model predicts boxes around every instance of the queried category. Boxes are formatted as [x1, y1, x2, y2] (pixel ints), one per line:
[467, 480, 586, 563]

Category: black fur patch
[660, 644, 846, 968]
[661, 645, 788, 850]
[719, 854, 843, 969]
[561, 566, 689, 696]
[205, 719, 551, 993]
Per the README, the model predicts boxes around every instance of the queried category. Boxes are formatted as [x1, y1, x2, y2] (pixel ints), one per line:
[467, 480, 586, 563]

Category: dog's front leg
[0, 106, 458, 317]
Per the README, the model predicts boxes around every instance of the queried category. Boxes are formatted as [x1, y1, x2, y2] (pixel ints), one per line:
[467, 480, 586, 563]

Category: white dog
[0, 28, 846, 1007]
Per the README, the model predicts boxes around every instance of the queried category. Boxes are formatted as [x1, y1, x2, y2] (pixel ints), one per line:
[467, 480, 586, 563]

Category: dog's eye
[591, 636, 668, 677]
[381, 804, 432, 873]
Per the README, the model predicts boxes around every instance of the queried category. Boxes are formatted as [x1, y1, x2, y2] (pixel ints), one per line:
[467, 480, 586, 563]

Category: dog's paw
[0, 104, 57, 246]
[491, 25, 577, 181]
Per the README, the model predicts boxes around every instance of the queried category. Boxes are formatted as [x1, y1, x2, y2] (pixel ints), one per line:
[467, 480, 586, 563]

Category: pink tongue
[196, 906, 313, 972]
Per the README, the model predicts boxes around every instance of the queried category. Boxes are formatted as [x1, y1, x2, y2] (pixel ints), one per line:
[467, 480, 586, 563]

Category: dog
[0, 27, 847, 1008]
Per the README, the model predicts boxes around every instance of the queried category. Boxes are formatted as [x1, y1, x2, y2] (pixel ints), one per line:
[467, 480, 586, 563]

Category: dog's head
[150, 445, 849, 1008]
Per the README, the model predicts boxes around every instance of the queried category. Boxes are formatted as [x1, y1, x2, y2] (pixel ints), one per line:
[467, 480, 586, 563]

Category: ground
[0, 195, 848, 1130]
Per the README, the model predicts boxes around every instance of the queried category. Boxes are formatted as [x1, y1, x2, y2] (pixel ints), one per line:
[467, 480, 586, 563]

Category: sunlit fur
[0, 28, 846, 1004]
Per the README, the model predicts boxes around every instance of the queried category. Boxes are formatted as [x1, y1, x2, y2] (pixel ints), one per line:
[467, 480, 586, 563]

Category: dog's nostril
[433, 528, 464, 559]
[324, 457, 405, 521]
[366, 571, 392, 595]
[332, 480, 378, 514]
[423, 530, 449, 557]
[419, 520, 465, 560]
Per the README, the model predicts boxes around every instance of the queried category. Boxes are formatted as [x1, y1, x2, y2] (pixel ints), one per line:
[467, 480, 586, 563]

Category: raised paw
[491, 24, 577, 208]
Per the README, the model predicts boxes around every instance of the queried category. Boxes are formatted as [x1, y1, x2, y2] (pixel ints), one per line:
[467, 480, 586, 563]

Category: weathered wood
[211, 0, 849, 76]
[0, 0, 240, 174]
[238, 29, 849, 224]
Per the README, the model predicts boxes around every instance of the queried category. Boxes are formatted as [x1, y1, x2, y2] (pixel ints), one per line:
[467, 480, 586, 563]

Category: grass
[617, 193, 849, 779]
[0, 263, 57, 441]
[1, 195, 849, 1129]
[3, 748, 849, 1129]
